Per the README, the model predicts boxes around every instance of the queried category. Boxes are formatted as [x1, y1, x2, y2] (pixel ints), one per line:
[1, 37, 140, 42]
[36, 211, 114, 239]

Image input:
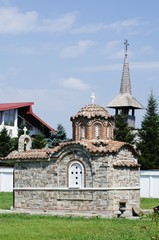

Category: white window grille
[69, 162, 84, 188]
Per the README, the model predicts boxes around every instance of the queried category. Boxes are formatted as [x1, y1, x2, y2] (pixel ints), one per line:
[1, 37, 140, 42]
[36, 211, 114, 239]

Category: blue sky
[0, 0, 159, 137]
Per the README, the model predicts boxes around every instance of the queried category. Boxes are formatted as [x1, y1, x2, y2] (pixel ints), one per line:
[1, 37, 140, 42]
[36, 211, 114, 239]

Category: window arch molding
[68, 161, 84, 188]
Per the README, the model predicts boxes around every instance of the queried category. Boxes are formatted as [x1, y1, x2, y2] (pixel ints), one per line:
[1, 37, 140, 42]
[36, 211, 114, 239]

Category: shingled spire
[107, 40, 143, 128]
[120, 53, 131, 95]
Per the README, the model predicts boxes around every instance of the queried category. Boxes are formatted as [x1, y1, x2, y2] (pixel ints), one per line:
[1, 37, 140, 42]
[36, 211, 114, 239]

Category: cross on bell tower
[124, 39, 129, 55]
[107, 40, 143, 128]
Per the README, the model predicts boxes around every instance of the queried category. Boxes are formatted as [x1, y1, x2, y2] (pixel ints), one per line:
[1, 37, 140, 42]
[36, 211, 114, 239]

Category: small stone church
[4, 102, 140, 217]
[2, 42, 142, 217]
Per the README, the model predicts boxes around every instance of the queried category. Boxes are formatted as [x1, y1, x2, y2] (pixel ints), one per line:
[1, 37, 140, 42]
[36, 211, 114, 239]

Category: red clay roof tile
[2, 140, 138, 163]
[113, 160, 140, 167]
[71, 104, 113, 120]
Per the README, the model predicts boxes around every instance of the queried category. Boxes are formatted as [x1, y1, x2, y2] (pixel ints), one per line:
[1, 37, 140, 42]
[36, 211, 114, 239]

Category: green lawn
[0, 213, 156, 240]
[0, 193, 159, 239]
[141, 198, 159, 209]
[0, 192, 13, 209]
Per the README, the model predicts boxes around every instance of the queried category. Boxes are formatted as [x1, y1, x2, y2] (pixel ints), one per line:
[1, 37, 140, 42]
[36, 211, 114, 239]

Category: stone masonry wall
[14, 146, 140, 216]
[14, 189, 140, 216]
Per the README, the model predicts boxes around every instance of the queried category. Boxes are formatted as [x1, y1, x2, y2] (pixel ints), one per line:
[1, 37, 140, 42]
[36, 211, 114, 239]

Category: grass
[0, 213, 154, 240]
[141, 198, 159, 209]
[0, 193, 159, 239]
[0, 192, 13, 209]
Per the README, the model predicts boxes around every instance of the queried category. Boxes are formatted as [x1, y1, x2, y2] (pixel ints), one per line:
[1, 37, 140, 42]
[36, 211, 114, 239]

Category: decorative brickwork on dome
[71, 104, 114, 141]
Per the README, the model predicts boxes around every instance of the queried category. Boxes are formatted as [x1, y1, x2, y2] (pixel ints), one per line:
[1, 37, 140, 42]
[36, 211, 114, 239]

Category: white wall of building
[140, 170, 159, 198]
[0, 168, 13, 192]
[0, 125, 18, 138]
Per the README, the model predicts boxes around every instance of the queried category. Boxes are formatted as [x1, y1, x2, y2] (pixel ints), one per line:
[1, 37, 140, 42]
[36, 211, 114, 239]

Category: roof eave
[107, 94, 144, 110]
[0, 102, 34, 111]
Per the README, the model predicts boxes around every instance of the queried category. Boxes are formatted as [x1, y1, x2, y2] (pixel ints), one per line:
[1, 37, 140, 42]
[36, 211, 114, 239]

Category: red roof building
[0, 102, 55, 138]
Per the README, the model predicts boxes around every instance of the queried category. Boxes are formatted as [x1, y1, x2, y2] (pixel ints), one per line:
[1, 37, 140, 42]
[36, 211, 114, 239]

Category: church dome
[71, 104, 112, 120]
[71, 104, 114, 141]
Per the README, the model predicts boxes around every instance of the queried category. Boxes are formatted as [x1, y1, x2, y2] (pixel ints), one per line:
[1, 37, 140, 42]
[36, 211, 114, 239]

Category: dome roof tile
[71, 104, 112, 120]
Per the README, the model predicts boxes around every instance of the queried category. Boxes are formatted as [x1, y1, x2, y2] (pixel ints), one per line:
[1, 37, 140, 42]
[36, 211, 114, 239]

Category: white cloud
[0, 7, 78, 34]
[0, 0, 13, 4]
[102, 40, 133, 59]
[106, 18, 139, 31]
[38, 12, 78, 33]
[132, 61, 159, 69]
[82, 64, 122, 72]
[60, 40, 95, 58]
[72, 18, 140, 34]
[140, 46, 154, 55]
[0, 7, 38, 33]
[102, 40, 123, 59]
[105, 40, 120, 49]
[82, 61, 159, 72]
[3, 42, 56, 56]
[72, 23, 103, 33]
[60, 77, 89, 90]
[111, 50, 125, 59]
[0, 7, 140, 35]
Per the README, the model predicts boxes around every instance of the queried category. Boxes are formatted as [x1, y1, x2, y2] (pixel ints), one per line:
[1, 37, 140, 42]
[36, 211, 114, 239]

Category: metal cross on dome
[91, 92, 95, 104]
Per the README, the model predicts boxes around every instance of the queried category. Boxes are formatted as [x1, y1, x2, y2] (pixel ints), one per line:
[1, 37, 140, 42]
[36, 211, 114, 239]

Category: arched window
[94, 123, 102, 139]
[80, 124, 86, 139]
[69, 162, 84, 188]
[107, 125, 112, 139]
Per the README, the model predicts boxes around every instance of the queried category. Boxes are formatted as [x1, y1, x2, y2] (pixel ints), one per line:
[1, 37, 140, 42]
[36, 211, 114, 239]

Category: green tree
[10, 137, 18, 152]
[0, 127, 12, 157]
[114, 113, 135, 144]
[32, 134, 47, 149]
[137, 92, 159, 170]
[47, 124, 68, 148]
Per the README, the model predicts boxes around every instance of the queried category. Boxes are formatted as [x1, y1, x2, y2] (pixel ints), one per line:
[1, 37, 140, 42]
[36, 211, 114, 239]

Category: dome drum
[71, 104, 114, 141]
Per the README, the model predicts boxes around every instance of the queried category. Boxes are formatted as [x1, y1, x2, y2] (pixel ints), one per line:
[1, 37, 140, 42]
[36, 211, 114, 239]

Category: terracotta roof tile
[113, 160, 140, 167]
[4, 149, 52, 160]
[71, 104, 113, 120]
[50, 140, 123, 154]
[1, 140, 138, 162]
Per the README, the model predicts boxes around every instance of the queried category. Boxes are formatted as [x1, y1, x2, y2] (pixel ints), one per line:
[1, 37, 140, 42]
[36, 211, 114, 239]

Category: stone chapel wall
[13, 146, 140, 217]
